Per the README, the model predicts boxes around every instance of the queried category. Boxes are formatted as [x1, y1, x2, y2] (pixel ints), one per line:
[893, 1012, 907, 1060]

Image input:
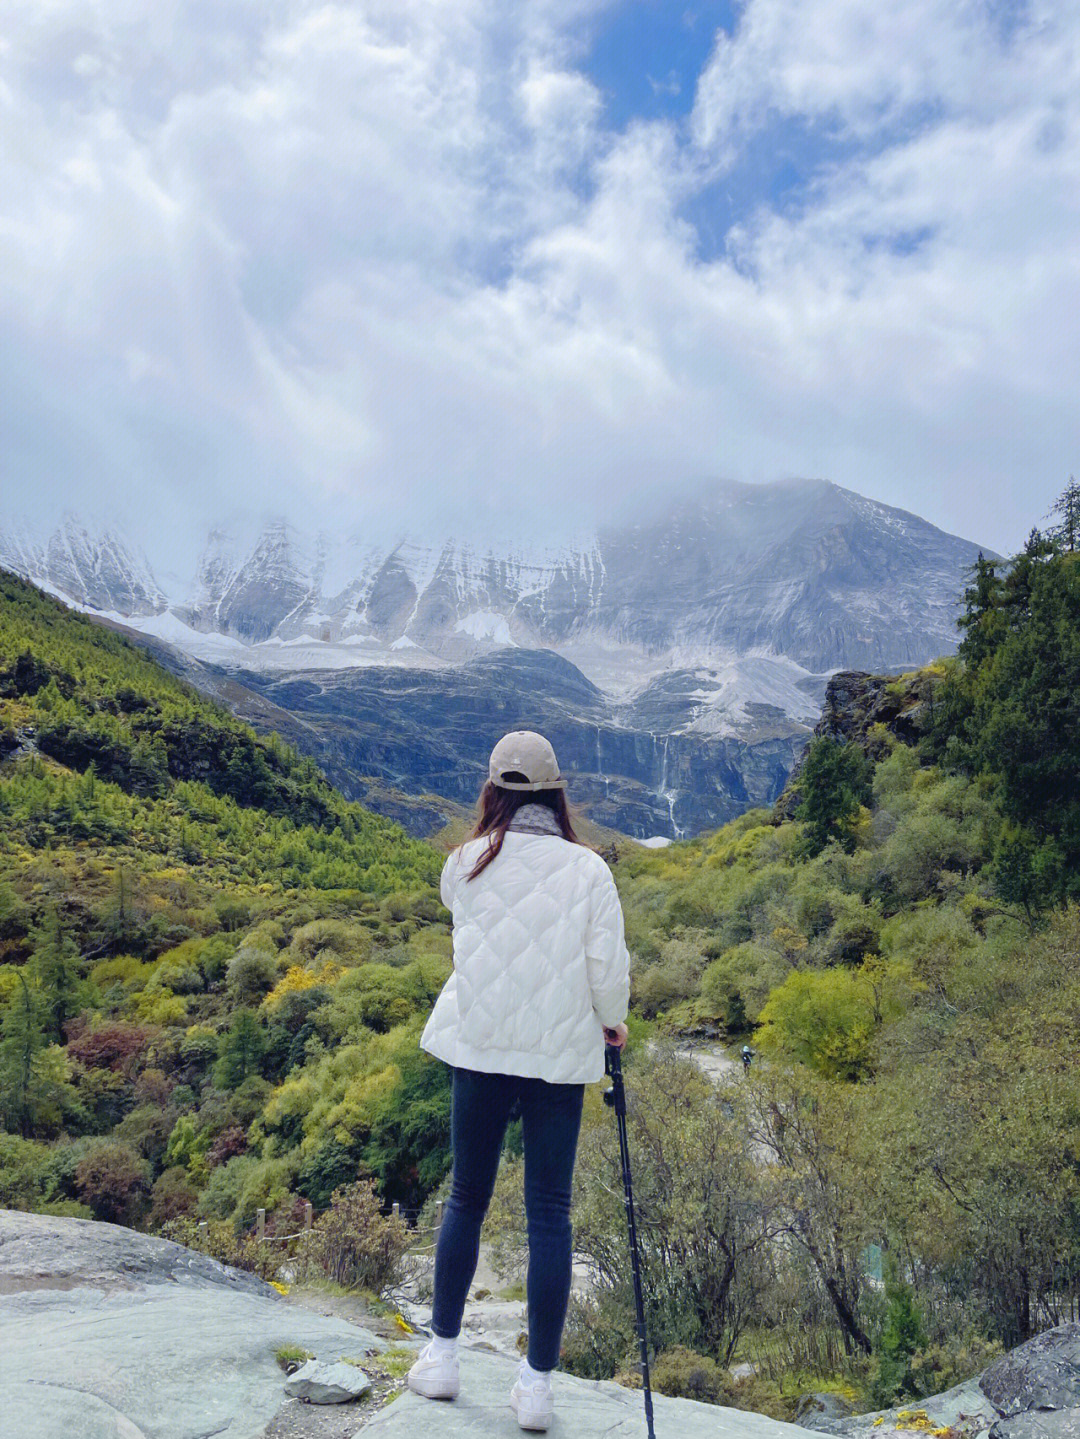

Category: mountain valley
[1, 479, 988, 836]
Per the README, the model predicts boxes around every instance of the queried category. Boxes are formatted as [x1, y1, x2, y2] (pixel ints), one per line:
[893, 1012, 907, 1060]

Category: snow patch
[453, 610, 515, 645]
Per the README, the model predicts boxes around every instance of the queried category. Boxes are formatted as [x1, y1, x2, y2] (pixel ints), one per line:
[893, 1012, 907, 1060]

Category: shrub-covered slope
[0, 568, 452, 1227]
[555, 518, 1080, 1409]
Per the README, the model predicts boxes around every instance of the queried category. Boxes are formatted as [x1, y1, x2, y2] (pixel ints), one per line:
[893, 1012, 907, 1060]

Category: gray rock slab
[796, 1392, 858, 1432]
[981, 1325, 1080, 1418]
[6, 1384, 148, 1439]
[1, 1287, 385, 1439]
[827, 1379, 998, 1438]
[0, 1206, 269, 1296]
[991, 1409, 1080, 1439]
[0, 1209, 387, 1439]
[360, 1346, 819, 1438]
[284, 1360, 373, 1403]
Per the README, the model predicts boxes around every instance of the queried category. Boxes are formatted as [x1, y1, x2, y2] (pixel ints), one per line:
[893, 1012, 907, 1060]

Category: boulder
[0, 1204, 269, 1296]
[821, 1327, 1080, 1439]
[981, 1324, 1080, 1417]
[821, 1378, 998, 1438]
[991, 1410, 1080, 1439]
[284, 1359, 372, 1403]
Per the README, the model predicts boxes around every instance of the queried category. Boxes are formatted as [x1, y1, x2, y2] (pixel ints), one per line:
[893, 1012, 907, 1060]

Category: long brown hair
[463, 776, 581, 880]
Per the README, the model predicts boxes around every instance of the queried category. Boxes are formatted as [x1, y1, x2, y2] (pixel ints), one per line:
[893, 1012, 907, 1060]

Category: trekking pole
[604, 1043, 656, 1439]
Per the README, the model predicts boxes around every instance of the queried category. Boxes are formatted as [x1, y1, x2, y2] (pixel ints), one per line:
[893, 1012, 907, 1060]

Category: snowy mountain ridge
[0, 480, 985, 745]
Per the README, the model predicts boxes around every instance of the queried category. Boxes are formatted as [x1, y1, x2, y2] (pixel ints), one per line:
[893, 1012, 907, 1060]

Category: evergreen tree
[0, 880, 19, 930]
[936, 524, 1080, 908]
[0, 973, 47, 1136]
[30, 906, 82, 1041]
[101, 867, 137, 951]
[992, 825, 1063, 924]
[873, 1258, 928, 1403]
[213, 1010, 267, 1089]
[999, 527, 1056, 629]
[129, 732, 169, 798]
[1047, 476, 1080, 553]
[796, 737, 873, 856]
[957, 552, 1004, 667]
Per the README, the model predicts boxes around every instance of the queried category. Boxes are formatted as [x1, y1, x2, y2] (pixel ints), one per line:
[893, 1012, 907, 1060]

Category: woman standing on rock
[407, 730, 631, 1433]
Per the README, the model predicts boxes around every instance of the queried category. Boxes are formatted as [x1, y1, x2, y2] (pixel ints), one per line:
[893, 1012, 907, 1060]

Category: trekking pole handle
[604, 1042, 626, 1112]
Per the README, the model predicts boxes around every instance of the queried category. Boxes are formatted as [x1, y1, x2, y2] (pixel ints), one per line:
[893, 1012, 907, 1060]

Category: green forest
[1, 482, 1079, 1419]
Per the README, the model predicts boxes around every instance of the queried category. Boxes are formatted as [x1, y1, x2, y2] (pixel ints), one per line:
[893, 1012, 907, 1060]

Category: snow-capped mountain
[1, 512, 167, 619]
[0, 482, 988, 836]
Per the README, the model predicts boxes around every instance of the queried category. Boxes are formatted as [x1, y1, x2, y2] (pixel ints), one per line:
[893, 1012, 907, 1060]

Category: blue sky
[1, 0, 1077, 568]
[584, 2, 736, 128]
[584, 1, 845, 260]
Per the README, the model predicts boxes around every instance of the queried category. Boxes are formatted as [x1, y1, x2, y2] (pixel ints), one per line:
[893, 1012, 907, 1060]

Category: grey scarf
[507, 802, 563, 836]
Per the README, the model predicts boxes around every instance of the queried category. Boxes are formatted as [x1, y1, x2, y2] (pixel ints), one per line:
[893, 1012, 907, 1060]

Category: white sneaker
[510, 1374, 554, 1431]
[406, 1340, 460, 1400]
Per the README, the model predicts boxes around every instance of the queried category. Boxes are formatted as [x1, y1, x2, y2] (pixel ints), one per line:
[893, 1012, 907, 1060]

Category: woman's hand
[603, 1022, 628, 1050]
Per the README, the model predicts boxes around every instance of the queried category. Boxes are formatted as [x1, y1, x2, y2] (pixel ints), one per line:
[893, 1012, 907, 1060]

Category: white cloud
[0, 0, 1077, 568]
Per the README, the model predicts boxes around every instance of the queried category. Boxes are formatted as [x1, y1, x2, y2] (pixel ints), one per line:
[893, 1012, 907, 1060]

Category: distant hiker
[407, 730, 631, 1432]
[742, 1044, 755, 1072]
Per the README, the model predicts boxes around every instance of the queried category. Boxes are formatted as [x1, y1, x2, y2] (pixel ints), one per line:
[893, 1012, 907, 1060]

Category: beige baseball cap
[488, 730, 567, 791]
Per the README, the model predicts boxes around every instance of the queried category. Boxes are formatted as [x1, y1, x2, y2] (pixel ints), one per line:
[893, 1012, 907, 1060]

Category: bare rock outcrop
[0, 1209, 385, 1439]
[821, 1323, 1080, 1439]
[773, 668, 942, 821]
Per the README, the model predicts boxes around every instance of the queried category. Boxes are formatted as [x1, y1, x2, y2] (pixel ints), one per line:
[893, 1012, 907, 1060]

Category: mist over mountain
[0, 479, 987, 837]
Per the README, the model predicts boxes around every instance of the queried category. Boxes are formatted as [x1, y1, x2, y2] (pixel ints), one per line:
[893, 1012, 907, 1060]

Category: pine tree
[796, 737, 873, 855]
[30, 906, 82, 1041]
[0, 972, 47, 1136]
[213, 1009, 267, 1089]
[957, 551, 1003, 667]
[999, 527, 1056, 629]
[129, 732, 169, 798]
[0, 881, 19, 929]
[102, 867, 137, 950]
[1047, 476, 1080, 553]
[873, 1258, 928, 1403]
[80, 760, 98, 802]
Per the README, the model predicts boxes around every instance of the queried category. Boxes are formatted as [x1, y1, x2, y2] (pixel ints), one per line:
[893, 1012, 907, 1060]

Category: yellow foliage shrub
[262, 960, 343, 1011]
[130, 988, 189, 1026]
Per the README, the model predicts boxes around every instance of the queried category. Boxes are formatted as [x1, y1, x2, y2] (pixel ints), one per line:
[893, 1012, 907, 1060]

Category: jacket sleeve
[584, 861, 630, 1028]
[440, 849, 460, 912]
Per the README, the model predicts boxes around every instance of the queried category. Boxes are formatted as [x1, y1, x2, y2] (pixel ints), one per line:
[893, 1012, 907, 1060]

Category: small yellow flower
[394, 1313, 415, 1334]
[269, 1281, 290, 1295]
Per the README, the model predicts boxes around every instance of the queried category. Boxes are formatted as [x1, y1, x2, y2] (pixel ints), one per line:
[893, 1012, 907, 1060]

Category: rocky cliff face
[209, 647, 806, 838]
[1, 481, 984, 704]
[773, 667, 943, 821]
[0, 513, 167, 618]
[1, 480, 985, 838]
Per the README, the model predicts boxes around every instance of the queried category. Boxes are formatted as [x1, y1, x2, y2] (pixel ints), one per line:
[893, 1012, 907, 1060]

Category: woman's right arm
[584, 861, 630, 1029]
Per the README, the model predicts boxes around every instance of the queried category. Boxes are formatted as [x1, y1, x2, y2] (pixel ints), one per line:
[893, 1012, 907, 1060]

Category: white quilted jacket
[419, 832, 631, 1084]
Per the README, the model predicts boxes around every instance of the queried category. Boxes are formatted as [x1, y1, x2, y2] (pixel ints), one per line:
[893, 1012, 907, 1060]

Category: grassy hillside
[0, 568, 453, 1229]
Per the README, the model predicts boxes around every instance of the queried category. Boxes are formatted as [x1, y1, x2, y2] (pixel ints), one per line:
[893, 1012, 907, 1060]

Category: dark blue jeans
[430, 1066, 585, 1371]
